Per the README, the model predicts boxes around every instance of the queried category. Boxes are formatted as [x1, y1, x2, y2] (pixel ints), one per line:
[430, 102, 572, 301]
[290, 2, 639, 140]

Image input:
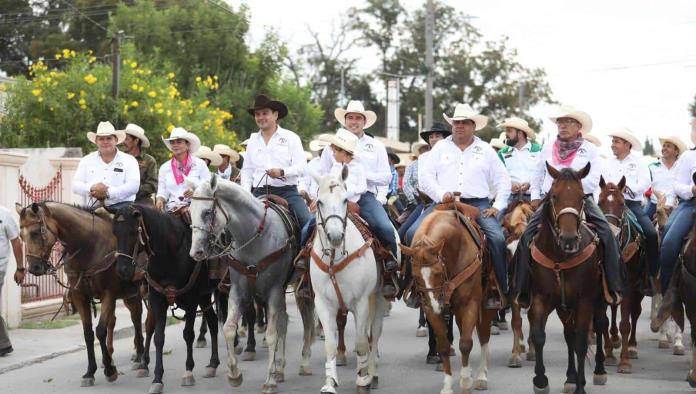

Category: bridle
[547, 193, 585, 246]
[22, 206, 65, 273]
[113, 208, 155, 268]
[315, 197, 349, 256]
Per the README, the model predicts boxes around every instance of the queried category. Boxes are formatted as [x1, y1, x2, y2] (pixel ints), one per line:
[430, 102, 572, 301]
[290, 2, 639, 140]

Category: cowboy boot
[382, 271, 399, 299]
[651, 267, 681, 332]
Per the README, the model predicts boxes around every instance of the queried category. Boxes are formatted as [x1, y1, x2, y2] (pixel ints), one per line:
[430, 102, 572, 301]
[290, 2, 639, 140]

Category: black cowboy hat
[420, 122, 451, 143]
[386, 147, 400, 164]
[247, 94, 288, 119]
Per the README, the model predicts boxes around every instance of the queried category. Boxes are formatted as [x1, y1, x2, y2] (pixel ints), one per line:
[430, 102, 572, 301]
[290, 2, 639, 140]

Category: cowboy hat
[490, 137, 505, 150]
[212, 144, 240, 162]
[607, 127, 642, 151]
[419, 122, 451, 143]
[583, 133, 602, 147]
[443, 103, 488, 130]
[87, 121, 126, 145]
[309, 133, 332, 152]
[386, 147, 400, 164]
[498, 116, 536, 140]
[549, 105, 593, 134]
[335, 100, 377, 129]
[329, 128, 359, 154]
[119, 123, 150, 148]
[195, 146, 222, 166]
[658, 135, 688, 157]
[247, 94, 288, 119]
[162, 127, 201, 154]
[411, 142, 429, 157]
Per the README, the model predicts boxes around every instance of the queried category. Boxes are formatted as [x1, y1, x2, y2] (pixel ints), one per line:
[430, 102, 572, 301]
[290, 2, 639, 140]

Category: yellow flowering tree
[0, 45, 238, 162]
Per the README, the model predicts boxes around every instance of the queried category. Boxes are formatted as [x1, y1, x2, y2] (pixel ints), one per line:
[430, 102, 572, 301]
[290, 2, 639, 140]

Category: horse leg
[426, 318, 441, 365]
[273, 304, 289, 385]
[529, 297, 552, 393]
[256, 301, 267, 333]
[627, 293, 643, 359]
[609, 304, 620, 349]
[673, 321, 685, 355]
[196, 304, 209, 348]
[592, 303, 608, 386]
[106, 310, 116, 358]
[427, 310, 453, 394]
[509, 303, 524, 367]
[573, 302, 594, 394]
[95, 295, 118, 383]
[474, 308, 495, 391]
[618, 295, 632, 373]
[223, 288, 244, 387]
[241, 302, 257, 360]
[336, 309, 348, 366]
[315, 295, 340, 394]
[73, 292, 97, 386]
[688, 323, 696, 387]
[201, 294, 220, 378]
[368, 291, 388, 389]
[417, 306, 428, 337]
[180, 298, 197, 387]
[296, 294, 316, 376]
[455, 300, 479, 394]
[137, 301, 155, 378]
[262, 289, 286, 394]
[603, 306, 617, 366]
[353, 295, 372, 393]
[123, 296, 145, 369]
[561, 311, 578, 393]
[149, 294, 168, 394]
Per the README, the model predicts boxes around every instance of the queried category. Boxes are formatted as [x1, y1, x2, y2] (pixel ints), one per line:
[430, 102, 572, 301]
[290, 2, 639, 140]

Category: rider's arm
[106, 154, 140, 201]
[71, 155, 93, 197]
[155, 162, 171, 206]
[488, 147, 512, 211]
[319, 146, 335, 176]
[672, 151, 696, 200]
[282, 134, 307, 179]
[529, 145, 549, 201]
[419, 149, 446, 203]
[580, 144, 601, 196]
[365, 142, 392, 187]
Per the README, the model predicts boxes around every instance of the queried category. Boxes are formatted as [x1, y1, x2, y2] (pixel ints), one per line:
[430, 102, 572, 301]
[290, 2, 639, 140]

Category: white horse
[310, 167, 389, 394]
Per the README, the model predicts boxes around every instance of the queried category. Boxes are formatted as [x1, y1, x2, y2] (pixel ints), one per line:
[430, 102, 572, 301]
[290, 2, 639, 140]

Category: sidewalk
[0, 301, 143, 375]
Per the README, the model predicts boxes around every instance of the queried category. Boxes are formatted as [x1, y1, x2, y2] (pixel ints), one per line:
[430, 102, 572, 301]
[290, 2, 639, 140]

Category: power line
[64, 1, 108, 32]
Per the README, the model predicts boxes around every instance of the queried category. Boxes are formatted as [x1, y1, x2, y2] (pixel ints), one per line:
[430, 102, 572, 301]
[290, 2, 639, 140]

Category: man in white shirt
[241, 94, 310, 228]
[72, 121, 140, 210]
[497, 117, 541, 203]
[645, 136, 684, 220]
[602, 129, 657, 288]
[0, 205, 24, 356]
[417, 103, 512, 308]
[513, 106, 622, 306]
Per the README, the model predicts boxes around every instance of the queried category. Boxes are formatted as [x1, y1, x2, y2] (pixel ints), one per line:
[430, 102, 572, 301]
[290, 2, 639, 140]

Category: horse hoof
[674, 345, 686, 355]
[370, 376, 379, 389]
[337, 353, 348, 366]
[508, 355, 522, 368]
[604, 356, 617, 366]
[490, 325, 500, 335]
[136, 368, 149, 378]
[181, 375, 195, 386]
[130, 353, 138, 362]
[356, 384, 370, 394]
[658, 340, 671, 349]
[204, 367, 217, 378]
[195, 339, 207, 348]
[520, 344, 526, 353]
[416, 326, 427, 337]
[617, 363, 632, 374]
[148, 382, 164, 394]
[238, 326, 247, 337]
[274, 372, 285, 383]
[241, 351, 256, 361]
[262, 383, 278, 394]
[106, 371, 118, 383]
[256, 324, 266, 334]
[497, 321, 509, 330]
[227, 373, 243, 387]
[80, 377, 95, 387]
[426, 354, 441, 365]
[474, 379, 488, 390]
[627, 348, 638, 359]
[612, 338, 621, 349]
[562, 383, 575, 393]
[688, 374, 696, 388]
[526, 352, 536, 361]
[299, 365, 312, 376]
[533, 385, 550, 394]
[234, 344, 243, 355]
[435, 363, 444, 372]
[131, 363, 141, 371]
[593, 374, 607, 386]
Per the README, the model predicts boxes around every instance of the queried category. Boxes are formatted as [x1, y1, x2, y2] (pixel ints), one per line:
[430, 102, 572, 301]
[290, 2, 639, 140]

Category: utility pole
[424, 0, 434, 131]
[111, 30, 124, 99]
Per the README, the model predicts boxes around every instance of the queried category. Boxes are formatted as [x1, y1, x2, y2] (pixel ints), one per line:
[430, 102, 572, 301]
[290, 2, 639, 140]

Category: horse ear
[432, 239, 446, 255]
[599, 175, 606, 189]
[546, 161, 560, 179]
[578, 162, 591, 179]
[341, 164, 349, 182]
[210, 174, 218, 191]
[31, 202, 39, 214]
[400, 244, 414, 256]
[15, 203, 23, 215]
[618, 176, 626, 191]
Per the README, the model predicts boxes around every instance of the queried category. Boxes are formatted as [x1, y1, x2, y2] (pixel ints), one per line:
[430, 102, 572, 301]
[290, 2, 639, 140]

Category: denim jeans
[643, 202, 656, 222]
[358, 192, 397, 255]
[659, 199, 696, 292]
[253, 185, 310, 228]
[398, 202, 424, 242]
[626, 200, 659, 277]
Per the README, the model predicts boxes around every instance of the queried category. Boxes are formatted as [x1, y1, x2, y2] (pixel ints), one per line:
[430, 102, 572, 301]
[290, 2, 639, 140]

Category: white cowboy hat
[212, 144, 240, 162]
[87, 121, 126, 145]
[489, 137, 505, 150]
[309, 133, 332, 152]
[119, 123, 150, 148]
[335, 100, 377, 129]
[607, 127, 642, 151]
[549, 105, 593, 134]
[583, 133, 602, 147]
[411, 142, 429, 157]
[497, 117, 536, 140]
[443, 103, 488, 130]
[329, 128, 359, 154]
[195, 146, 222, 166]
[659, 135, 688, 157]
[162, 127, 201, 154]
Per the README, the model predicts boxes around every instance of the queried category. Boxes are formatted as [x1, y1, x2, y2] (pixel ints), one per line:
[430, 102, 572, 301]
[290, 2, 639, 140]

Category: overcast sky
[229, 0, 696, 152]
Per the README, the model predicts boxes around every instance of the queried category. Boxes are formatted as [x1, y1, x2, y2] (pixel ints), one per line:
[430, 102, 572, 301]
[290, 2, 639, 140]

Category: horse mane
[207, 177, 264, 210]
[132, 204, 189, 240]
[20, 200, 110, 222]
[556, 167, 582, 182]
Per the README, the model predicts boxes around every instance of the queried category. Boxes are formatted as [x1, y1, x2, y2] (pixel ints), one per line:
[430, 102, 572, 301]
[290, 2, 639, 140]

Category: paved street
[1, 296, 693, 393]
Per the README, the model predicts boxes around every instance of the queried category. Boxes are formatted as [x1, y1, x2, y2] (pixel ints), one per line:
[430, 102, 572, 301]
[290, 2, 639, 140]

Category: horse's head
[598, 175, 626, 232]
[111, 205, 146, 281]
[16, 202, 57, 276]
[314, 166, 349, 249]
[401, 238, 447, 314]
[189, 175, 227, 261]
[546, 161, 590, 253]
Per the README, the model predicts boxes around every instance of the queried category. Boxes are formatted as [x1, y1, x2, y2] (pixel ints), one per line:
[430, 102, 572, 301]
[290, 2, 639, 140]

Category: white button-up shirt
[330, 161, 367, 203]
[157, 156, 211, 211]
[671, 150, 696, 200]
[0, 206, 20, 273]
[72, 150, 140, 206]
[648, 159, 677, 206]
[299, 157, 322, 200]
[600, 152, 650, 202]
[501, 142, 539, 185]
[320, 133, 391, 195]
[241, 126, 306, 191]
[530, 140, 600, 200]
[420, 136, 511, 211]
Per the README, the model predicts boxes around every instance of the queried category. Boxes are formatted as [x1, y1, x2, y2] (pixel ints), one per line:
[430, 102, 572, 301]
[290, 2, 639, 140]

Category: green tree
[643, 137, 655, 157]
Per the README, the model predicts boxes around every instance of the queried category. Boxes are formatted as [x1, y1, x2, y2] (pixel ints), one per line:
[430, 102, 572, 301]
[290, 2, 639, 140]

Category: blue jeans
[626, 200, 659, 277]
[405, 204, 436, 245]
[398, 202, 424, 242]
[644, 202, 656, 221]
[659, 199, 695, 292]
[108, 201, 133, 211]
[358, 192, 397, 255]
[253, 185, 310, 228]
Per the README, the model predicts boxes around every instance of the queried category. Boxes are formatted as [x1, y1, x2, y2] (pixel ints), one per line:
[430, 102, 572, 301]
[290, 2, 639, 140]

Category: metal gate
[18, 166, 66, 303]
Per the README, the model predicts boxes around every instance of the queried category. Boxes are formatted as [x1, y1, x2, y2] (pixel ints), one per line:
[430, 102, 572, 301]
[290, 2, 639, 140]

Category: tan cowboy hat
[443, 103, 488, 130]
[195, 146, 222, 166]
[119, 123, 150, 148]
[213, 144, 240, 162]
[497, 117, 536, 140]
[87, 121, 126, 145]
[335, 100, 377, 129]
[549, 105, 593, 134]
[162, 127, 201, 154]
[489, 137, 505, 150]
[411, 142, 429, 157]
[607, 127, 642, 151]
[583, 133, 602, 147]
[659, 135, 688, 156]
[329, 128, 359, 154]
[309, 133, 332, 152]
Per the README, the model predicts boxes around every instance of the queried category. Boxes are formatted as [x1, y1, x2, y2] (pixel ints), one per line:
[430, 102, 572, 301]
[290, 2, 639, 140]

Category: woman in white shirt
[156, 128, 211, 213]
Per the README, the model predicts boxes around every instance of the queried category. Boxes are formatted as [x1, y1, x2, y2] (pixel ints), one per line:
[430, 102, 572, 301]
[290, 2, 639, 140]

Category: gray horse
[188, 176, 315, 394]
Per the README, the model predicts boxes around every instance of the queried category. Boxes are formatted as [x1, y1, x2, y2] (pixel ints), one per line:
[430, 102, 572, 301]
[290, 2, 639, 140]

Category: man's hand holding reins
[482, 207, 499, 217]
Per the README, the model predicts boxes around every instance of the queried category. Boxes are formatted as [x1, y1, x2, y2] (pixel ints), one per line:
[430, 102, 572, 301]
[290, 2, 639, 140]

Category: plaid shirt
[388, 166, 399, 196]
[403, 160, 419, 204]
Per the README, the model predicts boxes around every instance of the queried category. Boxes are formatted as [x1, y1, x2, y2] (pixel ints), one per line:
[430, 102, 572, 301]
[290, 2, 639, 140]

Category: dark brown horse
[597, 176, 644, 373]
[526, 163, 609, 394]
[401, 202, 496, 393]
[15, 202, 145, 387]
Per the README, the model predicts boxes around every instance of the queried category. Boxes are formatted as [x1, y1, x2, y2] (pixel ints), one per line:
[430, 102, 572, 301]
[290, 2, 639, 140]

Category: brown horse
[502, 198, 535, 367]
[401, 203, 496, 394]
[526, 163, 609, 394]
[597, 176, 644, 373]
[15, 202, 146, 386]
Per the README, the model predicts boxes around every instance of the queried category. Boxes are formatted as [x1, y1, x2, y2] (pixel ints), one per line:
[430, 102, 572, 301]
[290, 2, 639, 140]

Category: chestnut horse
[401, 202, 496, 394]
[597, 176, 644, 373]
[526, 163, 609, 394]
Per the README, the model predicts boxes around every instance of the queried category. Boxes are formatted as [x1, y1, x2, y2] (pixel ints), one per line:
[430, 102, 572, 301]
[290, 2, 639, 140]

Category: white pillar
[0, 152, 29, 327]
[49, 158, 81, 205]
